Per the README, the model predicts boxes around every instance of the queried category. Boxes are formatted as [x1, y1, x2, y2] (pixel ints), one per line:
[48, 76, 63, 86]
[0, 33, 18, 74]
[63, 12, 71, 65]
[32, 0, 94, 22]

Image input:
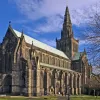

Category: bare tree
[85, 8, 100, 67]
[72, 2, 100, 67]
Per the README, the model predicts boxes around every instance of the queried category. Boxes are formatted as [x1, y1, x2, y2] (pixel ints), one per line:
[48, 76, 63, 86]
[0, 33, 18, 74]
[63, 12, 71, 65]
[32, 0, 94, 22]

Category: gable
[2, 26, 18, 53]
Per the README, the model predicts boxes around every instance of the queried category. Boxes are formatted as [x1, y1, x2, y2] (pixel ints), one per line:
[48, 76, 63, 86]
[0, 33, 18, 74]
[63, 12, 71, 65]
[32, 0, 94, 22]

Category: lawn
[0, 96, 100, 100]
[71, 96, 100, 100]
[0, 96, 57, 100]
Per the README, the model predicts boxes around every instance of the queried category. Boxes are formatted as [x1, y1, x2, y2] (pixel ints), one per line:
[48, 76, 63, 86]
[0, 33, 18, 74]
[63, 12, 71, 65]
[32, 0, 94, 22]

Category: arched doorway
[3, 75, 12, 94]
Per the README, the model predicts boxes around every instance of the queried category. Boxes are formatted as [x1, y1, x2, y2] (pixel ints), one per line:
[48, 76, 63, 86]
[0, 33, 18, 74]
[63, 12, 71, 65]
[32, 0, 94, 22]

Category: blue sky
[0, 0, 99, 52]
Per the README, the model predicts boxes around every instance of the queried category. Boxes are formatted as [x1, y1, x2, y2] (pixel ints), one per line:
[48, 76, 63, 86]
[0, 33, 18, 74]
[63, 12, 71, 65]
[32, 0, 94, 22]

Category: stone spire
[31, 41, 33, 50]
[30, 41, 35, 59]
[31, 41, 35, 53]
[56, 5, 78, 59]
[21, 29, 24, 38]
[64, 6, 71, 26]
[9, 21, 11, 27]
[62, 6, 73, 38]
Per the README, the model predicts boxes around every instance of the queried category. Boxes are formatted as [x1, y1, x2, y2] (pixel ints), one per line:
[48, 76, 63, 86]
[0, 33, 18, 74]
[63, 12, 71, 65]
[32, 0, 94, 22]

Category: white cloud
[79, 40, 86, 45]
[9, 0, 100, 47]
[71, 0, 100, 25]
[10, 0, 100, 33]
[12, 0, 66, 20]
[34, 15, 63, 33]
[92, 66, 100, 74]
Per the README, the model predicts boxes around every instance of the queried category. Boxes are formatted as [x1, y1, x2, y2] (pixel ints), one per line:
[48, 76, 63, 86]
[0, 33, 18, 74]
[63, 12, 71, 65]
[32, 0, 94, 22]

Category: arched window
[47, 56, 49, 64]
[55, 58, 57, 66]
[39, 52, 42, 62]
[46, 56, 49, 64]
[65, 62, 67, 68]
[66, 62, 68, 68]
[43, 54, 45, 63]
[33, 69, 37, 88]
[60, 60, 63, 67]
[52, 57, 55, 65]
[51, 56, 53, 65]
[58, 59, 60, 67]
[49, 56, 52, 65]
[45, 55, 48, 64]
[62, 60, 64, 68]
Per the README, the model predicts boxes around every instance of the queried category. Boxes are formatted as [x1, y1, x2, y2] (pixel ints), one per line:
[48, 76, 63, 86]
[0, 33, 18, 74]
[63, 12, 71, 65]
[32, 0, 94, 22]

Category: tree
[85, 7, 100, 67]
[73, 2, 100, 68]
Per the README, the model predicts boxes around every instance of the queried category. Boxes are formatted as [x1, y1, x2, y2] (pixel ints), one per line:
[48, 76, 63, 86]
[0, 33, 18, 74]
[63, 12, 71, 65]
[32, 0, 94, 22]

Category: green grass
[70, 95, 100, 100]
[0, 96, 100, 100]
[71, 97, 100, 100]
[0, 96, 57, 100]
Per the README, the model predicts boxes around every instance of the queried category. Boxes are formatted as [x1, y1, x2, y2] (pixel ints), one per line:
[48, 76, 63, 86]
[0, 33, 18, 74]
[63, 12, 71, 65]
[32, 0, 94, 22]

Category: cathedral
[0, 7, 92, 96]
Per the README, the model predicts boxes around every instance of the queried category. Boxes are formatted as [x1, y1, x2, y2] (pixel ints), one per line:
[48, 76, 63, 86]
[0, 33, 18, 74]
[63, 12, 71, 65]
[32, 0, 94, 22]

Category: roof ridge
[13, 29, 69, 59]
[13, 29, 66, 52]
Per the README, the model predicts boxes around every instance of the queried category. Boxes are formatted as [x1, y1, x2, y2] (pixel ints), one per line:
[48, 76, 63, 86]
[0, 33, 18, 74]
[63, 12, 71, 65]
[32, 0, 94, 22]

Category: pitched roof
[13, 29, 69, 60]
[72, 52, 84, 60]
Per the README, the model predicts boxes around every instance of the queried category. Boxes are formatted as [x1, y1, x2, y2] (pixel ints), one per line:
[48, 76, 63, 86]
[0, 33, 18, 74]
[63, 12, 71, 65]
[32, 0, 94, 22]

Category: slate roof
[72, 52, 84, 60]
[13, 29, 69, 60]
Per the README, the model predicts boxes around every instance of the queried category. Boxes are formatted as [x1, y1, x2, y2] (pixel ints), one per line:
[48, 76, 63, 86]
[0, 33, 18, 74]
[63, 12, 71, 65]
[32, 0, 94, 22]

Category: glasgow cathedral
[0, 6, 98, 96]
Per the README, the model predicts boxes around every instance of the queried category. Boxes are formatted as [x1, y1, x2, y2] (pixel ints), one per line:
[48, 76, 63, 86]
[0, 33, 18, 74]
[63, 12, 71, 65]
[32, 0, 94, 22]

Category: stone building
[0, 6, 92, 96]
[84, 74, 100, 95]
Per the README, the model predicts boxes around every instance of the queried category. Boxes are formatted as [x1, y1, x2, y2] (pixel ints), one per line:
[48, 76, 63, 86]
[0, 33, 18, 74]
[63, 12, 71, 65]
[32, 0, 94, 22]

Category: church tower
[56, 6, 79, 59]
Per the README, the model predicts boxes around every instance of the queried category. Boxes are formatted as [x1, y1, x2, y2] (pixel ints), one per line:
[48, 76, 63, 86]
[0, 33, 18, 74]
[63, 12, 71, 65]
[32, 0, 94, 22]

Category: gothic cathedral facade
[0, 7, 92, 96]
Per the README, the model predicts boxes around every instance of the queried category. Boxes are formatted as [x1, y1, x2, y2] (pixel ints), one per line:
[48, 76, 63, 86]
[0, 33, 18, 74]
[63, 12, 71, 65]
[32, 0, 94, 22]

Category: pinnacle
[64, 6, 71, 25]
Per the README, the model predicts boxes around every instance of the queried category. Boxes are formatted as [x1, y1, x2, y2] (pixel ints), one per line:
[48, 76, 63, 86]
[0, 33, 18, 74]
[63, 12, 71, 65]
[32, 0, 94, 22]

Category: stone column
[71, 74, 74, 95]
[67, 73, 69, 85]
[28, 60, 33, 97]
[40, 70, 44, 95]
[54, 72, 57, 95]
[60, 72, 63, 93]
[46, 70, 49, 95]
[62, 72, 65, 93]
[65, 72, 69, 94]
[35, 58, 41, 96]
[36, 69, 40, 96]
[78, 75, 82, 95]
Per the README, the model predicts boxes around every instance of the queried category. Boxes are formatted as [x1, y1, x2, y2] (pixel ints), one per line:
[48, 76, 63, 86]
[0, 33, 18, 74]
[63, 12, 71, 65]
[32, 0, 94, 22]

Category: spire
[30, 41, 35, 59]
[9, 21, 12, 27]
[31, 41, 33, 50]
[21, 29, 24, 36]
[62, 6, 73, 38]
[21, 29, 24, 39]
[32, 41, 33, 46]
[64, 6, 71, 26]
